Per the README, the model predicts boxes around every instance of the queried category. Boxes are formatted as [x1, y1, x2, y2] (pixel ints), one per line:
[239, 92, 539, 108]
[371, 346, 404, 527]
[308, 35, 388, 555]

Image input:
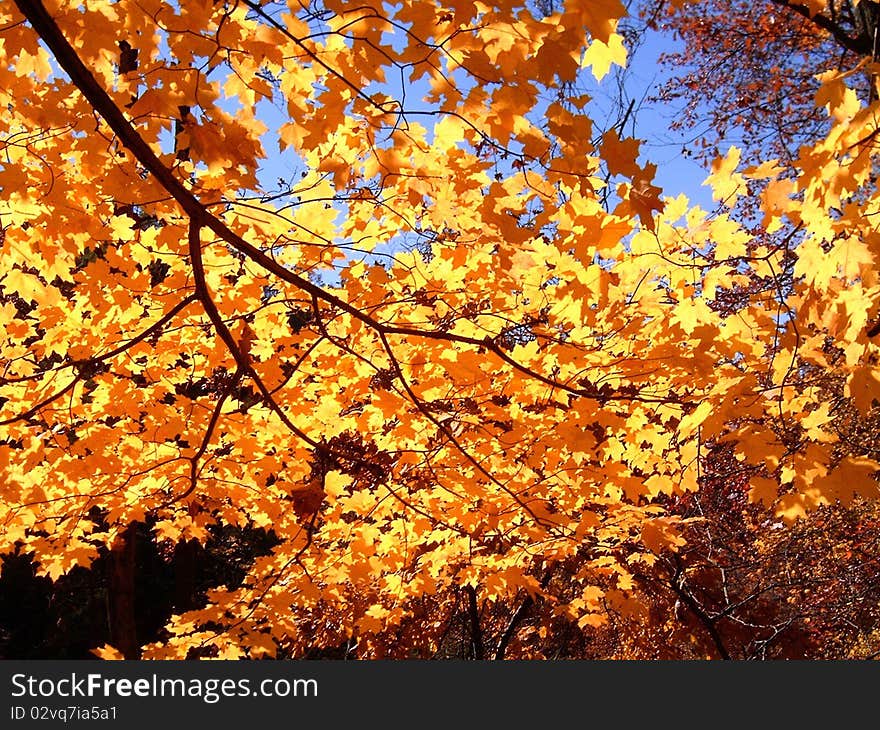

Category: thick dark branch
[770, 0, 874, 56]
[376, 329, 564, 534]
[493, 594, 533, 660]
[669, 560, 731, 660]
[186, 219, 321, 450]
[1, 294, 198, 385]
[463, 584, 485, 660]
[0, 376, 78, 426]
[11, 0, 382, 328]
[492, 567, 553, 660]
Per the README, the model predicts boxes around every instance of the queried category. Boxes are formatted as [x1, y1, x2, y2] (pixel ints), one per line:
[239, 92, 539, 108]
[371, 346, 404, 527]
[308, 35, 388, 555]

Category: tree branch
[493, 565, 553, 659]
[770, 0, 873, 56]
[669, 559, 731, 660]
[463, 584, 485, 660]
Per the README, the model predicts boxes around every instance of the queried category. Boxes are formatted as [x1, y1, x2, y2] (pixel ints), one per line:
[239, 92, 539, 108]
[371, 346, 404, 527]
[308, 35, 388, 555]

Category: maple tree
[3, 0, 880, 659]
[646, 0, 880, 167]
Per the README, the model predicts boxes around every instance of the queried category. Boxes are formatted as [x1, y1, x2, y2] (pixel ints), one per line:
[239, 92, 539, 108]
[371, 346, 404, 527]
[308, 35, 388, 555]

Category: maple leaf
[641, 518, 686, 553]
[623, 165, 665, 230]
[288, 478, 325, 518]
[749, 476, 779, 506]
[582, 34, 628, 81]
[813, 456, 880, 506]
[570, 0, 627, 44]
[704, 146, 747, 204]
[91, 644, 126, 660]
[846, 366, 880, 416]
[601, 128, 642, 178]
[815, 68, 862, 122]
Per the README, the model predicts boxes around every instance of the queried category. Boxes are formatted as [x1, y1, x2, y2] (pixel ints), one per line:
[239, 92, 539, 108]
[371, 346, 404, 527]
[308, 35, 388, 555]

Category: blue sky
[593, 24, 718, 211]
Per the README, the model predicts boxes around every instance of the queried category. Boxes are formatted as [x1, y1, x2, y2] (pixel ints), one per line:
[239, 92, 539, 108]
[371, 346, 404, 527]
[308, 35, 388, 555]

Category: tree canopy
[648, 0, 880, 166]
[2, 0, 880, 659]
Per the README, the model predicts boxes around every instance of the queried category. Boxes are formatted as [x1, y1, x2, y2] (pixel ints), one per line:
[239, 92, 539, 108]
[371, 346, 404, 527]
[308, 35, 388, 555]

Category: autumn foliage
[3, 0, 880, 659]
[647, 0, 876, 166]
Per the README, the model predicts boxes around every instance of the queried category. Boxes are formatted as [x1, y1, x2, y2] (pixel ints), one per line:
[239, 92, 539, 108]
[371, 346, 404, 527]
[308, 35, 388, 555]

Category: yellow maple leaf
[815, 68, 862, 122]
[641, 518, 685, 553]
[704, 146, 746, 204]
[814, 456, 880, 506]
[91, 644, 126, 660]
[582, 34, 627, 81]
[748, 476, 779, 506]
[845, 365, 880, 415]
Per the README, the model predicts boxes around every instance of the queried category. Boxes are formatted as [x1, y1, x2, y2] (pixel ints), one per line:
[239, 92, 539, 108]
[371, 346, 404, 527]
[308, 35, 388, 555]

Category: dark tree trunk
[173, 538, 200, 612]
[108, 523, 138, 659]
[463, 585, 484, 660]
[853, 0, 880, 57]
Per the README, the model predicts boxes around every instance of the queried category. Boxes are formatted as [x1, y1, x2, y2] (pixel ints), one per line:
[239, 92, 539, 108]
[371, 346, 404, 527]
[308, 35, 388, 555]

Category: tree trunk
[173, 538, 200, 612]
[854, 0, 880, 57]
[108, 523, 138, 659]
